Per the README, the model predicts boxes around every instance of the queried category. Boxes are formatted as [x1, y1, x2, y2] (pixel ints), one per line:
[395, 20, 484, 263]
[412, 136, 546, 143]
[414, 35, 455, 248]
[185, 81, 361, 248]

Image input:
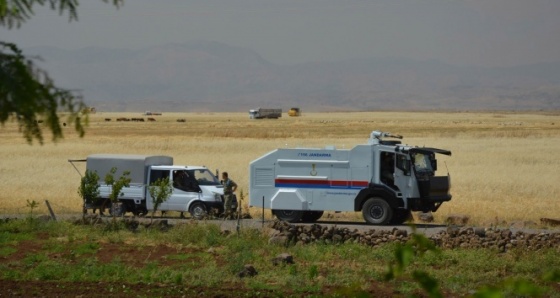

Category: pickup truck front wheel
[189, 202, 207, 220]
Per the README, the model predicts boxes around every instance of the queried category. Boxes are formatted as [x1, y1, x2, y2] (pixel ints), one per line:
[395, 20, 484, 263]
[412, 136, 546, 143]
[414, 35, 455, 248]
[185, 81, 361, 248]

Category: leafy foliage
[103, 167, 130, 204]
[78, 170, 100, 205]
[0, 0, 122, 144]
[0, 0, 122, 29]
[384, 230, 444, 298]
[0, 42, 87, 144]
[148, 177, 172, 221]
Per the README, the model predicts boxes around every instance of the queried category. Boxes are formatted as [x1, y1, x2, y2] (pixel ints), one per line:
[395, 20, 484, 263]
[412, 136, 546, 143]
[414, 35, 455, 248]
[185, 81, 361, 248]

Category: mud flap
[270, 189, 307, 210]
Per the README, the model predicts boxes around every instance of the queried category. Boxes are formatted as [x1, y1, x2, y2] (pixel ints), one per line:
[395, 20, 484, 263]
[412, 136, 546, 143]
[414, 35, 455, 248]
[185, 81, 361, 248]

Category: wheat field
[1, 111, 559, 225]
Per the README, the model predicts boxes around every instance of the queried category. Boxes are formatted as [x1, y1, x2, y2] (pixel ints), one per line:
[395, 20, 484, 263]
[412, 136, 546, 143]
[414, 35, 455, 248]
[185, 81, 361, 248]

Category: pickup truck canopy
[69, 154, 173, 184]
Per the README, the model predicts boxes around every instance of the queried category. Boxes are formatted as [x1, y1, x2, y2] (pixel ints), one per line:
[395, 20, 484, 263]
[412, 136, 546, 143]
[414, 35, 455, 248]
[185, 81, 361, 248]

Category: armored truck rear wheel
[362, 197, 393, 225]
[301, 211, 324, 223]
[273, 209, 304, 223]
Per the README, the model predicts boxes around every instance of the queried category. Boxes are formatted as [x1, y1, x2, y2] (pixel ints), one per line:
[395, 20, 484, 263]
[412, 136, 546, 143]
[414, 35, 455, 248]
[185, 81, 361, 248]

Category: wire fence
[0, 199, 81, 218]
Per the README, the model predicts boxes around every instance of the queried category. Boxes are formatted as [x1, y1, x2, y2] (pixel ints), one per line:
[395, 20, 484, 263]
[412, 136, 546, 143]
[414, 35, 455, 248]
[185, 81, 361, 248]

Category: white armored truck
[249, 131, 452, 225]
[70, 154, 226, 219]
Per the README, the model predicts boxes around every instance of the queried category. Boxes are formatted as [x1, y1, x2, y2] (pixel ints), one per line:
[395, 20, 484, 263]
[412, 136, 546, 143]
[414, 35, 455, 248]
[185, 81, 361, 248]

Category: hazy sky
[3, 0, 560, 67]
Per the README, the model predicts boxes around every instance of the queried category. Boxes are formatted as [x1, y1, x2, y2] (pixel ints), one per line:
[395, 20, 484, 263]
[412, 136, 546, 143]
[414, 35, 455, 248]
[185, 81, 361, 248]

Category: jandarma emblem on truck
[310, 164, 317, 176]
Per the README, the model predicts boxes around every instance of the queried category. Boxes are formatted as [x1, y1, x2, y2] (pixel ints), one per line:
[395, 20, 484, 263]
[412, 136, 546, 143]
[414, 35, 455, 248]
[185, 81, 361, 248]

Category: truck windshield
[411, 152, 434, 173]
[187, 169, 221, 186]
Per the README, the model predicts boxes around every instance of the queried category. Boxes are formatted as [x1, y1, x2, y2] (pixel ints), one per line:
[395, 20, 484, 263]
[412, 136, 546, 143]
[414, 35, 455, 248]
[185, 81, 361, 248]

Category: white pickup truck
[70, 154, 229, 218]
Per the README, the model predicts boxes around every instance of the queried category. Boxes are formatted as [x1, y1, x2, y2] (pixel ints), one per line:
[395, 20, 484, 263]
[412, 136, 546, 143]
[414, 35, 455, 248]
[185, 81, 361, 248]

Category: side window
[149, 170, 169, 184]
[380, 152, 395, 186]
[396, 154, 411, 176]
[173, 170, 200, 192]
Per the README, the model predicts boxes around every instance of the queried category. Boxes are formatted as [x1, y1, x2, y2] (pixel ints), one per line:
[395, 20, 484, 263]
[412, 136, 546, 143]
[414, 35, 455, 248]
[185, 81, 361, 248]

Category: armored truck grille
[254, 168, 274, 186]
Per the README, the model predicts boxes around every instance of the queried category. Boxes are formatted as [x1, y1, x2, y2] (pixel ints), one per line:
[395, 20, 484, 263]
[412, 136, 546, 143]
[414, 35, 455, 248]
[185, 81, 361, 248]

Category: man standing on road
[221, 172, 237, 219]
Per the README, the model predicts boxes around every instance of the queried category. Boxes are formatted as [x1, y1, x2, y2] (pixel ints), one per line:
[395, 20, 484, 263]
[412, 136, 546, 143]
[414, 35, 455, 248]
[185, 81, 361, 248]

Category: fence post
[262, 196, 265, 227]
[45, 200, 57, 221]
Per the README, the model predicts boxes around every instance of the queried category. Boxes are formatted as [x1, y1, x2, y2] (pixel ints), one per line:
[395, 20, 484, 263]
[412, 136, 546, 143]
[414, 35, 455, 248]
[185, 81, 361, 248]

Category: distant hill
[26, 41, 560, 112]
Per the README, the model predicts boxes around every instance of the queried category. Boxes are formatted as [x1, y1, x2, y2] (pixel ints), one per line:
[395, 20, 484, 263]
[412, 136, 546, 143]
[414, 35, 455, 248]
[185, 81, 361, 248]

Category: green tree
[104, 167, 130, 217]
[0, 0, 122, 144]
[148, 177, 173, 223]
[78, 169, 100, 214]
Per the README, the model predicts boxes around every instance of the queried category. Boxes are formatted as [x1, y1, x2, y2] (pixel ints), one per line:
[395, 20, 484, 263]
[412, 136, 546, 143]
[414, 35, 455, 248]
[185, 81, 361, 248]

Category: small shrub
[148, 177, 172, 223]
[104, 167, 131, 218]
[288, 265, 298, 276]
[308, 265, 319, 279]
[78, 170, 100, 205]
[26, 199, 39, 218]
[173, 272, 183, 285]
[104, 167, 131, 205]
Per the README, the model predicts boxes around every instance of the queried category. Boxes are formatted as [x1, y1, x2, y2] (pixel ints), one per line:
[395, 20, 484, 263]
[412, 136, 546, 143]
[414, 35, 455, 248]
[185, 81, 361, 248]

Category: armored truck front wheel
[362, 197, 393, 225]
[189, 202, 208, 220]
[273, 209, 304, 223]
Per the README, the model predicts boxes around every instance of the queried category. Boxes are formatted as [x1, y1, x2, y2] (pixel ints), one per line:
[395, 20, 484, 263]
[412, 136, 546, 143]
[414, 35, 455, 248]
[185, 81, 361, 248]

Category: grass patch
[0, 245, 17, 257]
[73, 242, 100, 255]
[0, 219, 559, 297]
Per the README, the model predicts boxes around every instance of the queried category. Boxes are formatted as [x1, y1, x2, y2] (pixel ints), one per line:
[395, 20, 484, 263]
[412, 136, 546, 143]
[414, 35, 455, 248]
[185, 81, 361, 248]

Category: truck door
[394, 153, 413, 199]
[147, 169, 171, 211]
[163, 170, 200, 212]
[380, 152, 397, 190]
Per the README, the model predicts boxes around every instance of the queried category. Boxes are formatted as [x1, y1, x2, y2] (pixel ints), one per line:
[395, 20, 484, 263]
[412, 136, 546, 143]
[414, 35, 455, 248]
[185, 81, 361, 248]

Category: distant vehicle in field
[249, 131, 452, 225]
[249, 108, 282, 119]
[144, 111, 162, 116]
[288, 107, 301, 117]
[69, 154, 235, 219]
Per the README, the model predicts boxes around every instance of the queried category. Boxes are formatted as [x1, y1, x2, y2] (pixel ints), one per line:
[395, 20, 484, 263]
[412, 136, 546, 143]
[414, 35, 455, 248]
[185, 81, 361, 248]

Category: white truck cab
[146, 165, 225, 218]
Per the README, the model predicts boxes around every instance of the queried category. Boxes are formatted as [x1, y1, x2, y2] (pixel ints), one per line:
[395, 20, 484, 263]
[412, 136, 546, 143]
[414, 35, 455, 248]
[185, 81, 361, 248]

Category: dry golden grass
[1, 111, 559, 225]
